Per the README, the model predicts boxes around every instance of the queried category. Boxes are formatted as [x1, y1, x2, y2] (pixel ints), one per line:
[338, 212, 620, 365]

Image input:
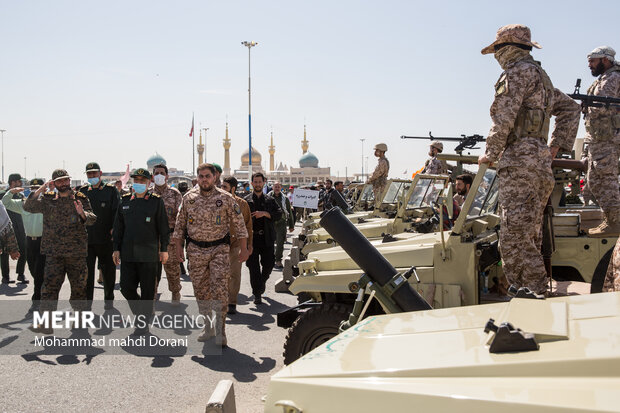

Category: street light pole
[242, 40, 258, 183]
[360, 138, 365, 181]
[0, 130, 5, 183]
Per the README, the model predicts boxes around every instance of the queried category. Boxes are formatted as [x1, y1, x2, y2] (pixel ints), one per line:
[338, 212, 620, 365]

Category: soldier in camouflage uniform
[25, 169, 96, 333]
[422, 142, 449, 175]
[0, 203, 20, 266]
[582, 46, 620, 237]
[478, 24, 580, 294]
[151, 163, 183, 303]
[367, 143, 390, 201]
[173, 163, 249, 346]
[603, 237, 620, 292]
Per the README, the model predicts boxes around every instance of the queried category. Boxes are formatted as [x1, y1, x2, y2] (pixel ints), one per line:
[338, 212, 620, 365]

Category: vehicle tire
[296, 292, 313, 304]
[282, 302, 352, 365]
[590, 247, 613, 293]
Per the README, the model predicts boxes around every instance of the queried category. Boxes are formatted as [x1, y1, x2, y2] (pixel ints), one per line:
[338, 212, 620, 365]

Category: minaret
[301, 124, 309, 154]
[223, 122, 231, 176]
[197, 128, 205, 165]
[268, 131, 275, 172]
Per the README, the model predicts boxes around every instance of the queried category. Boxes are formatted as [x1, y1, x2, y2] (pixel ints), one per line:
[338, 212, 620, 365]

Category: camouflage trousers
[159, 253, 181, 294]
[603, 237, 620, 292]
[587, 142, 620, 221]
[498, 166, 554, 294]
[187, 243, 230, 339]
[372, 183, 385, 204]
[228, 240, 242, 305]
[41, 255, 87, 311]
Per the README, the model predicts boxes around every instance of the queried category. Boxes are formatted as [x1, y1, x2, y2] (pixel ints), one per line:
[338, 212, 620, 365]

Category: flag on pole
[189, 113, 194, 138]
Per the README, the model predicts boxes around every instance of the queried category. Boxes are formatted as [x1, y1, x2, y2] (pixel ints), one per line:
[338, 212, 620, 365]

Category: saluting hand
[9, 187, 24, 195]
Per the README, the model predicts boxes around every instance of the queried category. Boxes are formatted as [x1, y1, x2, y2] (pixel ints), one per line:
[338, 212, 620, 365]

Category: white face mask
[153, 174, 166, 186]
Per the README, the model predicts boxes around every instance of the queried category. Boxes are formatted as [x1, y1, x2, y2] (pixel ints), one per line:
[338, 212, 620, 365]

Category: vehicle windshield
[360, 184, 374, 202]
[467, 169, 499, 218]
[381, 181, 407, 204]
[407, 178, 446, 209]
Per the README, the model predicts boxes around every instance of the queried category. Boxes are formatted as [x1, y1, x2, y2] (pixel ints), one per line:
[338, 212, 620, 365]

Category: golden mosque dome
[241, 146, 262, 167]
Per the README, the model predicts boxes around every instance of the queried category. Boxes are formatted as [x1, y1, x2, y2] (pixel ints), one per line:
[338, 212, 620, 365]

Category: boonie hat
[52, 169, 71, 181]
[130, 168, 151, 179]
[481, 24, 541, 55]
[374, 143, 388, 152]
[30, 178, 44, 187]
[588, 46, 616, 63]
[85, 162, 101, 172]
[430, 141, 444, 151]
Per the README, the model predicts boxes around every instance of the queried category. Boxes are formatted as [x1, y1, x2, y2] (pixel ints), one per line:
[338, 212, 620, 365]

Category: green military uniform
[79, 162, 121, 304]
[23, 169, 97, 312]
[113, 168, 169, 326]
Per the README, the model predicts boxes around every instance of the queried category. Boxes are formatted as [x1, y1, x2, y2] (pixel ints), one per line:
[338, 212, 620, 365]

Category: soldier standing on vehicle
[582, 46, 620, 237]
[79, 162, 120, 308]
[151, 163, 183, 303]
[422, 142, 449, 175]
[245, 172, 281, 305]
[113, 168, 169, 334]
[478, 24, 579, 295]
[221, 176, 252, 315]
[367, 143, 390, 201]
[173, 164, 249, 345]
[25, 169, 96, 333]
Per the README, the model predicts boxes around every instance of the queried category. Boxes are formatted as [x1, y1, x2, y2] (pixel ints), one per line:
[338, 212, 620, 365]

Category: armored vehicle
[279, 157, 616, 363]
[265, 291, 620, 412]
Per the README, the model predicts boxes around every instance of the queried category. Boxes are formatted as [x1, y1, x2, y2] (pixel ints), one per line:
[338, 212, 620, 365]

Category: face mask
[53, 188, 58, 194]
[153, 175, 166, 186]
[494, 45, 530, 70]
[88, 177, 100, 186]
[133, 183, 147, 194]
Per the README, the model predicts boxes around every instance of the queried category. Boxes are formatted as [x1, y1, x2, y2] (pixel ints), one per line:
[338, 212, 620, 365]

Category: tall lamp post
[241, 40, 258, 182]
[360, 138, 365, 181]
[0, 129, 5, 183]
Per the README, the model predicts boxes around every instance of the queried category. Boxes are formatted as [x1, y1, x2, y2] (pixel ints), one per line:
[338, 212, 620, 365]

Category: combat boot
[588, 216, 620, 237]
[197, 325, 215, 342]
[171, 291, 181, 306]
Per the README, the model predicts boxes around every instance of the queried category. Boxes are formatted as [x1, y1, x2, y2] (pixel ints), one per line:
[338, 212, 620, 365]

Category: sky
[1, 0, 618, 183]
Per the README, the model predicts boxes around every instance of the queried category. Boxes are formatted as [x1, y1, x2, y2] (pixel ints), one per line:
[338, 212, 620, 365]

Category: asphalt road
[0, 228, 300, 413]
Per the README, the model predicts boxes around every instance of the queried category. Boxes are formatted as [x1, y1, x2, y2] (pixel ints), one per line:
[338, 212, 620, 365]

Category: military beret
[30, 178, 44, 186]
[130, 168, 151, 179]
[85, 162, 101, 172]
[52, 169, 71, 181]
[212, 163, 223, 173]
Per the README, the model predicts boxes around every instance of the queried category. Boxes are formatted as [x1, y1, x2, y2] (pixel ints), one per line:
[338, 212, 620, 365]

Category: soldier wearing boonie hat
[582, 45, 620, 239]
[422, 141, 449, 175]
[112, 167, 169, 334]
[367, 143, 390, 202]
[79, 161, 120, 308]
[24, 168, 97, 333]
[477, 24, 580, 295]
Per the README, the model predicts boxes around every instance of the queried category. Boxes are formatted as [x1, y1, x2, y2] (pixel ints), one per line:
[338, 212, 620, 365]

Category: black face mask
[57, 185, 71, 193]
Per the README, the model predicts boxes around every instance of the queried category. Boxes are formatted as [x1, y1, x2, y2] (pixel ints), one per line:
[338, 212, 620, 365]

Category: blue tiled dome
[299, 152, 319, 168]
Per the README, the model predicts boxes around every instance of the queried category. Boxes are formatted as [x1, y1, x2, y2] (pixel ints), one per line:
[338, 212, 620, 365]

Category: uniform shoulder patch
[151, 193, 161, 198]
[44, 191, 56, 197]
[79, 184, 88, 190]
[234, 203, 241, 214]
[76, 191, 87, 198]
[494, 72, 508, 96]
[122, 193, 132, 197]
[106, 183, 116, 187]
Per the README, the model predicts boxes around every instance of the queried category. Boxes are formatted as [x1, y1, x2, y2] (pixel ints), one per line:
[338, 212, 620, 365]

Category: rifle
[568, 78, 620, 112]
[401, 132, 486, 155]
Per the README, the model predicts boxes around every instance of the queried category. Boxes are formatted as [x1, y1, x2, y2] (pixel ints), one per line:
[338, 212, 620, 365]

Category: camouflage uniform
[481, 25, 579, 294]
[24, 190, 96, 309]
[603, 236, 620, 291]
[172, 186, 247, 342]
[422, 156, 449, 175]
[367, 157, 389, 201]
[229, 195, 252, 306]
[584, 63, 620, 231]
[0, 205, 19, 256]
[154, 184, 183, 295]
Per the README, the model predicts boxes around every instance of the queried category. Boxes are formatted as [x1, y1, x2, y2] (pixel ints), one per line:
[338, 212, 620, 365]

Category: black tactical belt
[187, 233, 230, 248]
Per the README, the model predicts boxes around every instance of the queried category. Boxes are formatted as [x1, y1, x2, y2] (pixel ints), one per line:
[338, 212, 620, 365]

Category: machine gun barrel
[551, 158, 587, 172]
[319, 207, 432, 312]
[568, 78, 620, 109]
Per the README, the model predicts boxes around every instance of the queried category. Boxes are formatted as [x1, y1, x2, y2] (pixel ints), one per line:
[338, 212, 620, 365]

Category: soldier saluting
[478, 24, 579, 295]
[112, 168, 169, 335]
[25, 169, 97, 334]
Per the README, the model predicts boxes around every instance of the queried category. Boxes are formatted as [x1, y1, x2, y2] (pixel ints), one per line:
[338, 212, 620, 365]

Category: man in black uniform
[330, 181, 350, 213]
[1, 173, 28, 284]
[244, 172, 281, 304]
[112, 168, 169, 334]
[79, 162, 120, 308]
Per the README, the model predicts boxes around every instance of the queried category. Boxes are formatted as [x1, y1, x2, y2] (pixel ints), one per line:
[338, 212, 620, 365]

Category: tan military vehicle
[265, 291, 620, 412]
[278, 156, 616, 363]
